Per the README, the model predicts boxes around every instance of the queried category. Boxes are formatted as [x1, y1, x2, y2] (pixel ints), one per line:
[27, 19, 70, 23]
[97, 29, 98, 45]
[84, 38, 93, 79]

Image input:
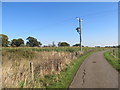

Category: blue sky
[2, 2, 118, 47]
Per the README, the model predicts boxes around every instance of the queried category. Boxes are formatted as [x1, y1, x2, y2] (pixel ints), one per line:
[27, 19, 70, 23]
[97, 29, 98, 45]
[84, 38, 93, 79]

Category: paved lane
[69, 51, 118, 88]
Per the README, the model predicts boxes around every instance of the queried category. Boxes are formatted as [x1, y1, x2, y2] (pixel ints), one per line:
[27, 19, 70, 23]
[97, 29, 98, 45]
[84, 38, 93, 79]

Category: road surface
[69, 51, 118, 88]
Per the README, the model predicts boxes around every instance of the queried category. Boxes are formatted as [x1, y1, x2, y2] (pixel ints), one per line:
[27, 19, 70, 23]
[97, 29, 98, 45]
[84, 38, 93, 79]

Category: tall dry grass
[2, 48, 81, 88]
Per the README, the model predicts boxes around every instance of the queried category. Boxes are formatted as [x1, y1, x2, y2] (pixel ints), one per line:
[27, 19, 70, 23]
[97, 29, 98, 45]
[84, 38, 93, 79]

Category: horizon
[0, 33, 118, 47]
[2, 2, 118, 47]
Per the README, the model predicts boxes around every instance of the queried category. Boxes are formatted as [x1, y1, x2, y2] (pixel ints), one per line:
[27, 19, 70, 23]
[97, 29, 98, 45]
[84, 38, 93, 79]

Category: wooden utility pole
[76, 17, 83, 52]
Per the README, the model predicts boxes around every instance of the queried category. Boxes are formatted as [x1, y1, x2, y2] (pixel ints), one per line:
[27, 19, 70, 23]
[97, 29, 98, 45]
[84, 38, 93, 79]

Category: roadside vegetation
[44, 51, 93, 88]
[104, 49, 120, 72]
[2, 47, 105, 88]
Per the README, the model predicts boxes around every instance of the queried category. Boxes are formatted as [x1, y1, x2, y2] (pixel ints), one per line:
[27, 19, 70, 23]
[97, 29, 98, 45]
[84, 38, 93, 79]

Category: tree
[73, 44, 84, 47]
[11, 38, 24, 47]
[0, 34, 9, 47]
[26, 36, 42, 47]
[58, 42, 70, 47]
[73, 44, 80, 47]
[11, 39, 17, 47]
[52, 42, 56, 47]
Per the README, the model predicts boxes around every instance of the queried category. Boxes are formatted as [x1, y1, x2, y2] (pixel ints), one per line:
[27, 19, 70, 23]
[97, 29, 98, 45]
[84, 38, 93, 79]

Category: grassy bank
[39, 51, 96, 88]
[2, 47, 105, 88]
[104, 51, 120, 72]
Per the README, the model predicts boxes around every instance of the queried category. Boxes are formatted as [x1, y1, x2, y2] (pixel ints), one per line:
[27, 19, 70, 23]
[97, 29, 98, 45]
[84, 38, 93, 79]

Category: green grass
[104, 51, 120, 72]
[3, 47, 81, 52]
[2, 47, 105, 53]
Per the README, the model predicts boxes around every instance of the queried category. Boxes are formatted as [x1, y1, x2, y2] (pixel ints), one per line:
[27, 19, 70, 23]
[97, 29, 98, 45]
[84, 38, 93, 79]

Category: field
[2, 47, 106, 88]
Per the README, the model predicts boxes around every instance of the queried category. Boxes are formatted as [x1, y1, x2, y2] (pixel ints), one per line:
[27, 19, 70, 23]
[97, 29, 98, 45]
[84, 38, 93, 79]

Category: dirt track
[69, 51, 118, 88]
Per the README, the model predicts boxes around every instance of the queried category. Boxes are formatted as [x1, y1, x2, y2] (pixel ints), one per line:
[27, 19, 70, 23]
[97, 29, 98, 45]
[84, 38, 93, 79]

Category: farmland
[2, 47, 105, 88]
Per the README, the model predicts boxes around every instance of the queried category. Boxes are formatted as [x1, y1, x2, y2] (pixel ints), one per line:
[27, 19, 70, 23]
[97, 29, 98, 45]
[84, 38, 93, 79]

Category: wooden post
[30, 61, 34, 81]
[40, 66, 43, 77]
[51, 60, 54, 72]
[31, 62, 34, 81]
[113, 50, 115, 56]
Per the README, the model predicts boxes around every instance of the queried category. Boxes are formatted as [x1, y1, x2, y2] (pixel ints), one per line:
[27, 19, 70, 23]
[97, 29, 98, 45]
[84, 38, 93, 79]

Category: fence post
[113, 49, 115, 56]
[30, 61, 34, 81]
[51, 60, 55, 74]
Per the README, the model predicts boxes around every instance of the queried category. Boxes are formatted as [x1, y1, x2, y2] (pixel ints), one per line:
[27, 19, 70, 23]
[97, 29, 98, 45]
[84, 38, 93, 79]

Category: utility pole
[76, 17, 82, 52]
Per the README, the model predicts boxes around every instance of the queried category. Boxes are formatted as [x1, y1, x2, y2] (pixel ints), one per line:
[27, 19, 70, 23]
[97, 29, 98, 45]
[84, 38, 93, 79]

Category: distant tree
[95, 46, 100, 48]
[10, 39, 17, 47]
[52, 42, 56, 47]
[58, 42, 70, 47]
[26, 36, 42, 47]
[73, 44, 84, 47]
[73, 44, 80, 47]
[0, 34, 9, 47]
[11, 38, 24, 47]
[19, 44, 25, 47]
[112, 46, 117, 48]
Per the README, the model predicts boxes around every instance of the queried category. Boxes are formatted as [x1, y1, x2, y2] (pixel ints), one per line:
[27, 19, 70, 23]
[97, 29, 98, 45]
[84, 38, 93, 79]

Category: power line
[42, 9, 117, 30]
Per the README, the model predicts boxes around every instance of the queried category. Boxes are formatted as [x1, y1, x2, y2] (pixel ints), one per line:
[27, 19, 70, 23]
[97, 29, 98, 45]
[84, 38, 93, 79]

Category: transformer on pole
[76, 17, 82, 52]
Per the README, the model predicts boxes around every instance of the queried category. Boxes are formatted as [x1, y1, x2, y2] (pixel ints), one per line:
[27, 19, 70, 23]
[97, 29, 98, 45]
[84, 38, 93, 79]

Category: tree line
[0, 34, 71, 47]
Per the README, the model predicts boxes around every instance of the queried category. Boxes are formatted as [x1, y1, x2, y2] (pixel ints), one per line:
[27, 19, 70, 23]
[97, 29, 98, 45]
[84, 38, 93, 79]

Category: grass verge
[104, 51, 120, 72]
[38, 51, 94, 88]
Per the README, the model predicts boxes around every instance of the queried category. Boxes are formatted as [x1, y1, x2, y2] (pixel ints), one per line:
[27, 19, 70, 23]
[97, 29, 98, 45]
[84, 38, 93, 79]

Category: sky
[2, 2, 118, 47]
[2, 0, 119, 2]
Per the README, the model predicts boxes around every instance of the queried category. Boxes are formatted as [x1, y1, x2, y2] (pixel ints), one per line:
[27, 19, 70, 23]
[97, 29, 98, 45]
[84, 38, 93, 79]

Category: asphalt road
[69, 51, 118, 88]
